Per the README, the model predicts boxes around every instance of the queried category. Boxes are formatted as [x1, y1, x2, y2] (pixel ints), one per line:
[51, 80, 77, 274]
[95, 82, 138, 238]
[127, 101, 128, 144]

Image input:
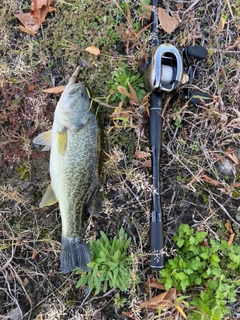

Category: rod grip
[150, 220, 164, 271]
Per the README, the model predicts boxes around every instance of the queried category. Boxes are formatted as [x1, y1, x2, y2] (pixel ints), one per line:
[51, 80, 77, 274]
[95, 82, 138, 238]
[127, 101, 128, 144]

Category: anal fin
[40, 184, 58, 207]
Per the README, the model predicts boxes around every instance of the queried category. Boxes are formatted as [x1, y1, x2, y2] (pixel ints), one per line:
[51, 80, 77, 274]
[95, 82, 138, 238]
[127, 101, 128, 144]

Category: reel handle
[189, 91, 212, 105]
[185, 46, 207, 60]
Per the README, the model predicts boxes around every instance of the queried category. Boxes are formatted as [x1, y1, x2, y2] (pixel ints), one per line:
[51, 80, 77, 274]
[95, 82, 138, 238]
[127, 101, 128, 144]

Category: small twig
[0, 246, 15, 272]
[211, 194, 240, 227]
[183, 0, 201, 15]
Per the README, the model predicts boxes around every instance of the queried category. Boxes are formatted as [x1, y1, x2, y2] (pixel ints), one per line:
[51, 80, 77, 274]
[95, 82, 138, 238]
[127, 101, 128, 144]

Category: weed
[106, 64, 146, 106]
[76, 228, 133, 295]
[159, 224, 240, 319]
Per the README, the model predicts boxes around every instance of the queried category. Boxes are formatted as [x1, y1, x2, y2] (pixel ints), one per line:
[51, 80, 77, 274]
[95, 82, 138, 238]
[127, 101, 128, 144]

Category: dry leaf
[85, 46, 100, 56]
[146, 278, 166, 291]
[158, 8, 179, 34]
[139, 4, 153, 21]
[224, 147, 239, 165]
[139, 288, 176, 309]
[200, 174, 219, 187]
[228, 233, 234, 245]
[225, 222, 234, 234]
[117, 86, 132, 99]
[135, 150, 151, 159]
[28, 85, 35, 92]
[176, 305, 187, 319]
[128, 83, 139, 103]
[142, 160, 151, 168]
[42, 85, 66, 94]
[231, 182, 240, 188]
[111, 110, 130, 120]
[121, 311, 138, 320]
[31, 249, 38, 259]
[175, 2, 184, 10]
[15, 0, 56, 34]
[225, 222, 235, 245]
[23, 277, 29, 286]
[15, 13, 39, 35]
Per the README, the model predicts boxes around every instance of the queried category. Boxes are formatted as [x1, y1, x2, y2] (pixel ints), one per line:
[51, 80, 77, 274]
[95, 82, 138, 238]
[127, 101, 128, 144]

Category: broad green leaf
[100, 231, 109, 244]
[164, 277, 173, 291]
[191, 257, 203, 271]
[195, 231, 207, 243]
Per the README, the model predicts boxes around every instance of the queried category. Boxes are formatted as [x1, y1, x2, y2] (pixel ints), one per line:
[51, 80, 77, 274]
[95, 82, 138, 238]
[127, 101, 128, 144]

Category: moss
[40, 1, 126, 96]
[110, 128, 136, 160]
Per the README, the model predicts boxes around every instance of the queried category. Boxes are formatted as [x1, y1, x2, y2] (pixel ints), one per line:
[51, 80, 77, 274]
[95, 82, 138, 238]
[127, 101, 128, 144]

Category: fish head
[60, 82, 89, 112]
[55, 67, 91, 127]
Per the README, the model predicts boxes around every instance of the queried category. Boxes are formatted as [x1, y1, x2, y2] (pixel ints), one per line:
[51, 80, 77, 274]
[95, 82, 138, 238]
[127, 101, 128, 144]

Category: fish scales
[51, 113, 100, 236]
[33, 66, 102, 273]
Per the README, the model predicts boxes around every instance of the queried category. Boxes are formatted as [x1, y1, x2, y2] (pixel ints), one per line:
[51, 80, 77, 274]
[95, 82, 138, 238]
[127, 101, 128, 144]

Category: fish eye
[80, 92, 88, 99]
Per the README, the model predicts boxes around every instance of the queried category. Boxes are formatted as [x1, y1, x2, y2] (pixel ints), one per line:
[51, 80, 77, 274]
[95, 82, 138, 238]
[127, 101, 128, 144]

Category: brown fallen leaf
[121, 311, 138, 320]
[175, 2, 184, 10]
[42, 85, 66, 94]
[128, 82, 139, 103]
[135, 150, 151, 159]
[200, 174, 219, 187]
[15, 13, 39, 35]
[225, 222, 235, 245]
[117, 86, 132, 99]
[32, 249, 38, 260]
[139, 288, 176, 309]
[28, 84, 35, 92]
[146, 278, 166, 292]
[31, 0, 56, 26]
[224, 147, 239, 165]
[228, 233, 235, 246]
[111, 111, 130, 120]
[142, 160, 151, 168]
[15, 0, 56, 34]
[158, 8, 179, 34]
[85, 46, 100, 56]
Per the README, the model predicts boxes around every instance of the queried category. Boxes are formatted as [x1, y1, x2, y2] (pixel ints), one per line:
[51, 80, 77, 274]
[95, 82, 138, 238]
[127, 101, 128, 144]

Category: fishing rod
[144, 0, 212, 271]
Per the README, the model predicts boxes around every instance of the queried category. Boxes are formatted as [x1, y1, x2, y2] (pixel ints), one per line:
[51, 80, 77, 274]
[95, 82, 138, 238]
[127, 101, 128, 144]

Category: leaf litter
[15, 0, 56, 34]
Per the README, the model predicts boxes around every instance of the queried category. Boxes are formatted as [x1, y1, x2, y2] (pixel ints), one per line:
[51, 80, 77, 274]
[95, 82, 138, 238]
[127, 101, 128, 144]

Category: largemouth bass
[33, 66, 102, 274]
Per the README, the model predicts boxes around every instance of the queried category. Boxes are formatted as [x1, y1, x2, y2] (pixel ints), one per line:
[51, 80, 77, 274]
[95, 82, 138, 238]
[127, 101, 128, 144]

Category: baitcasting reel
[144, 44, 212, 105]
[144, 44, 185, 93]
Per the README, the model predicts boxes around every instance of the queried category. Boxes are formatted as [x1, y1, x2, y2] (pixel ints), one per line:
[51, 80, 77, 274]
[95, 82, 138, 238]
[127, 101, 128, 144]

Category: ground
[0, 0, 240, 319]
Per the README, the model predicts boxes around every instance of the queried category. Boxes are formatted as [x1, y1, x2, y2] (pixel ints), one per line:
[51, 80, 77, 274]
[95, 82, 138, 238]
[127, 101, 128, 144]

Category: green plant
[76, 228, 132, 295]
[106, 64, 146, 106]
[159, 224, 240, 319]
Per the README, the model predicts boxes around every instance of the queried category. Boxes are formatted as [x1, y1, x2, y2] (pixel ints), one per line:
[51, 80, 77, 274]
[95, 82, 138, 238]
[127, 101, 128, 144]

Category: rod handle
[150, 220, 164, 271]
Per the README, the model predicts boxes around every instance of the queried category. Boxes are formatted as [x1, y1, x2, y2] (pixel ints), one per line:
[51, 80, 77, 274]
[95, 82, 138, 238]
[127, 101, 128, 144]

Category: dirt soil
[0, 0, 240, 319]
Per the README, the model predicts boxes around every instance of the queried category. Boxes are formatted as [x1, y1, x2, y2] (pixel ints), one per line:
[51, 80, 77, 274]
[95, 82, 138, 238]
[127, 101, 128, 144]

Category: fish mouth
[67, 83, 87, 97]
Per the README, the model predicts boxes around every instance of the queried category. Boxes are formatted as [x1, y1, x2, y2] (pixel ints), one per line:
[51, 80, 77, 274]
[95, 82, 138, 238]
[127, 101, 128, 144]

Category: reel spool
[144, 44, 184, 93]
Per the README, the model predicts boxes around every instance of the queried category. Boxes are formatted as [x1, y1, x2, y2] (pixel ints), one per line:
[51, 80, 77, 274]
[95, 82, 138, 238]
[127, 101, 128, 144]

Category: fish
[33, 66, 102, 274]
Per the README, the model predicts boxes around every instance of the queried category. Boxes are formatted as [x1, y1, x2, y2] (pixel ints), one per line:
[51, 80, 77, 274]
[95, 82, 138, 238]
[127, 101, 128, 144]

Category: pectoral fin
[33, 130, 52, 151]
[58, 129, 67, 156]
[40, 184, 58, 208]
[87, 182, 103, 216]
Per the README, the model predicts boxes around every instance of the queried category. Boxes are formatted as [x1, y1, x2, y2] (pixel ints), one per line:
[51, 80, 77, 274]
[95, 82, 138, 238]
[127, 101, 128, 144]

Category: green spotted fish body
[33, 67, 102, 273]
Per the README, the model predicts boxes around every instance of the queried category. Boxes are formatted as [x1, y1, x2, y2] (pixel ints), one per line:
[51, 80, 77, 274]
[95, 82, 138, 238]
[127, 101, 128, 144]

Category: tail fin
[61, 236, 92, 274]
